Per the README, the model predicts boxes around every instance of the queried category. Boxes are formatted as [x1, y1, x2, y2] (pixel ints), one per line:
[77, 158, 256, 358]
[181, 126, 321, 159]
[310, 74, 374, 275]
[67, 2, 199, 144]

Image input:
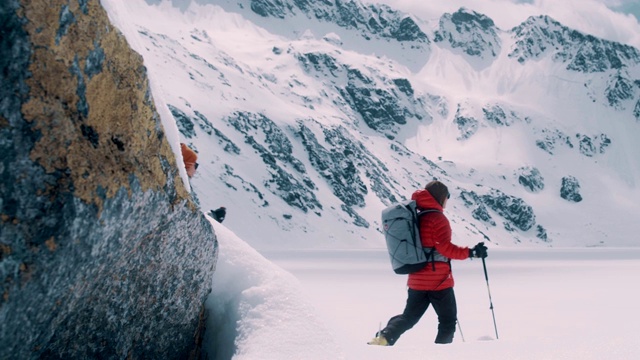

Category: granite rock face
[0, 1, 218, 358]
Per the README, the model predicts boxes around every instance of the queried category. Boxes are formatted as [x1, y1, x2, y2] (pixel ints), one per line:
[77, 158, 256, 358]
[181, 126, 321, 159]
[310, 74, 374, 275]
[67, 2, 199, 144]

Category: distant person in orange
[180, 143, 198, 178]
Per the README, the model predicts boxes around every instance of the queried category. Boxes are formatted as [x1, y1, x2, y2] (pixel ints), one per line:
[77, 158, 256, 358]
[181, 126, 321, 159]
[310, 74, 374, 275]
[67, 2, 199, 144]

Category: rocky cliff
[0, 0, 218, 358]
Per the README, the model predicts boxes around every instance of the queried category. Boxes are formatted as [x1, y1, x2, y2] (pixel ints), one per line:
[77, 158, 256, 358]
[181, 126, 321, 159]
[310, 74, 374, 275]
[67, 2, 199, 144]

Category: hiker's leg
[382, 288, 430, 345]
[430, 287, 457, 344]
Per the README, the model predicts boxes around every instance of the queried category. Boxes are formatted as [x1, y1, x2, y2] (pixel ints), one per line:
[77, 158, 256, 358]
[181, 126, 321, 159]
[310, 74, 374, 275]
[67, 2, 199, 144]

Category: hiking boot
[367, 335, 389, 346]
[434, 332, 454, 344]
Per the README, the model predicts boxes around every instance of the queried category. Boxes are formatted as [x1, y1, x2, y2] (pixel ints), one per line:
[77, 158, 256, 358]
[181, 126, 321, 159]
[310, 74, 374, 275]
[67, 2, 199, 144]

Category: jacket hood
[412, 189, 443, 212]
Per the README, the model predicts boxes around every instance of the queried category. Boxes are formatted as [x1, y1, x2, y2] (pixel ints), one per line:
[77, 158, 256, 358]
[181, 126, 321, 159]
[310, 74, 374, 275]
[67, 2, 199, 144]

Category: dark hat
[425, 180, 449, 206]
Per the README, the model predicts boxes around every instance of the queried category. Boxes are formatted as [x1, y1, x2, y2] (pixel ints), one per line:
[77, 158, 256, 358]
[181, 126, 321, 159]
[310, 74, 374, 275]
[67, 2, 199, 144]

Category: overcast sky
[363, 0, 640, 49]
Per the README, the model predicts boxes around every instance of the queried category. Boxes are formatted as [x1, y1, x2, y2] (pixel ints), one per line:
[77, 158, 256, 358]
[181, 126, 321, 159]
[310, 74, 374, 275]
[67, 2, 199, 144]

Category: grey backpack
[381, 200, 445, 274]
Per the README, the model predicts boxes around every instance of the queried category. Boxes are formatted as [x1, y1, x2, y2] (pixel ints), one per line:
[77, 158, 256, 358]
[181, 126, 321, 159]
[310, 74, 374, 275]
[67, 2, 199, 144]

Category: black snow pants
[380, 287, 457, 345]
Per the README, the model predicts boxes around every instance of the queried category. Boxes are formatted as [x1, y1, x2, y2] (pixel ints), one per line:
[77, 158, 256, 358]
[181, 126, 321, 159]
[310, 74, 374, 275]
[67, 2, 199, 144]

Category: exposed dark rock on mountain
[340, 69, 414, 136]
[534, 130, 611, 157]
[295, 121, 365, 210]
[535, 128, 574, 155]
[213, 127, 242, 154]
[293, 119, 405, 225]
[483, 105, 508, 126]
[461, 189, 537, 233]
[251, 0, 290, 18]
[251, 0, 428, 44]
[321, 123, 400, 206]
[173, 106, 218, 137]
[0, 1, 217, 358]
[517, 167, 545, 193]
[561, 176, 583, 202]
[170, 104, 241, 154]
[605, 71, 636, 109]
[536, 225, 549, 242]
[482, 104, 526, 127]
[453, 104, 479, 140]
[226, 112, 321, 213]
[221, 164, 270, 207]
[434, 8, 501, 59]
[504, 18, 640, 112]
[297, 51, 428, 139]
[472, 204, 497, 226]
[577, 133, 611, 157]
[169, 104, 197, 138]
[194, 110, 216, 135]
[510, 15, 640, 73]
[481, 190, 536, 232]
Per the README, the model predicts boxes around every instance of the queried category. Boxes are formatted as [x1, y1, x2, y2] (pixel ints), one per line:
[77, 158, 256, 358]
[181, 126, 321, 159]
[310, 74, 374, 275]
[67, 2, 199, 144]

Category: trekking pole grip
[482, 256, 489, 281]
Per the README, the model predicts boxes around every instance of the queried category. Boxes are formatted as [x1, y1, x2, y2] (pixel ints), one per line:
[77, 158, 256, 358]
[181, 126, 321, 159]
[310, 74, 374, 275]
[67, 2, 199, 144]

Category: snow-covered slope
[103, 0, 640, 249]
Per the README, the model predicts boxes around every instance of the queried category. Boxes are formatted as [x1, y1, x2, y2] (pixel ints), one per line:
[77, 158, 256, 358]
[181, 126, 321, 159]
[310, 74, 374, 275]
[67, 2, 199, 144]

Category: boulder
[0, 1, 217, 358]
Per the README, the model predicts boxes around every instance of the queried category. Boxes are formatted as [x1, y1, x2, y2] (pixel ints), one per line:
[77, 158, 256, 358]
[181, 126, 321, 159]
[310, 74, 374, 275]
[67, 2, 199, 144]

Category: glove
[469, 242, 488, 258]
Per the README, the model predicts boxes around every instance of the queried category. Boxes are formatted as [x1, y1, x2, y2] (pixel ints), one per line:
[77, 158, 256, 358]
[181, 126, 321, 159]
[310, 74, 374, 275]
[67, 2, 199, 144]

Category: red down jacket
[407, 189, 470, 291]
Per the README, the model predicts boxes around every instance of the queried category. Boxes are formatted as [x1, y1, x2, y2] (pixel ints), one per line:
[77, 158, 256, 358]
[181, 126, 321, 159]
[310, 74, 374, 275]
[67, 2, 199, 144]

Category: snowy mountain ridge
[510, 14, 640, 72]
[103, 0, 640, 249]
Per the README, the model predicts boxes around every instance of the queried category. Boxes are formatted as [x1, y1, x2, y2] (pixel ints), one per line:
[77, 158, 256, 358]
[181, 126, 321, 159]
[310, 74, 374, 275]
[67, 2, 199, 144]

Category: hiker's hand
[469, 242, 488, 258]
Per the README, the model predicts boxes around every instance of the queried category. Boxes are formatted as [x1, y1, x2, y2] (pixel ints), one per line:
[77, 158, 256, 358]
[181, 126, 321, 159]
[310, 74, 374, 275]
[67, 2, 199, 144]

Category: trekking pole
[457, 320, 465, 342]
[482, 257, 499, 339]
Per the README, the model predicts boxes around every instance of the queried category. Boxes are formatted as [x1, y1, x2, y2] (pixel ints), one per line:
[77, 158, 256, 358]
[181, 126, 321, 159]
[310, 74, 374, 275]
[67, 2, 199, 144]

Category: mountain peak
[509, 15, 640, 72]
[434, 7, 501, 59]
[451, 7, 496, 30]
[249, 0, 428, 44]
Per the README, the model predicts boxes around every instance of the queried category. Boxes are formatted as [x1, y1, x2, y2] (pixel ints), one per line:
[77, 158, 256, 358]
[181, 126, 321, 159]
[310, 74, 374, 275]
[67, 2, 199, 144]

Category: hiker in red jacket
[369, 180, 488, 346]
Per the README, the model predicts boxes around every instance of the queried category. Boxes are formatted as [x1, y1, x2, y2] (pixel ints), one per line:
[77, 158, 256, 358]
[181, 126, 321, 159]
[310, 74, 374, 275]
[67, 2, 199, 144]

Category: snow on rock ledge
[204, 221, 341, 360]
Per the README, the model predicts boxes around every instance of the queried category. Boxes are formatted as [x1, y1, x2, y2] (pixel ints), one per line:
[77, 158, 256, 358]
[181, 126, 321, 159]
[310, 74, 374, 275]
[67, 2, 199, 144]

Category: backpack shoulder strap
[415, 209, 443, 271]
[416, 209, 441, 218]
